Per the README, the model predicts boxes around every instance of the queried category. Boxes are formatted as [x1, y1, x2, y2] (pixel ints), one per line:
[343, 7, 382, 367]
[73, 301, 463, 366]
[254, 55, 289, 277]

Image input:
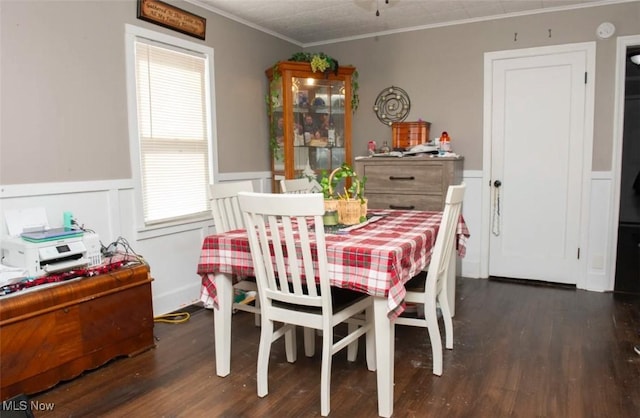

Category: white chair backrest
[209, 181, 254, 233]
[280, 178, 316, 194]
[238, 192, 331, 312]
[426, 183, 465, 294]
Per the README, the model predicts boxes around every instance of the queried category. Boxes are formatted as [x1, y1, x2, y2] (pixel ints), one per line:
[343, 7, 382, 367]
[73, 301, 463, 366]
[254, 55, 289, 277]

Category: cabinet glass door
[291, 76, 346, 178]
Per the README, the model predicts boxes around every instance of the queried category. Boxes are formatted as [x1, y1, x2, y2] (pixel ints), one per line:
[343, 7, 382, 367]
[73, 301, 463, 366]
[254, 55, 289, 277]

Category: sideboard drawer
[355, 156, 463, 212]
[366, 192, 443, 211]
[365, 164, 443, 193]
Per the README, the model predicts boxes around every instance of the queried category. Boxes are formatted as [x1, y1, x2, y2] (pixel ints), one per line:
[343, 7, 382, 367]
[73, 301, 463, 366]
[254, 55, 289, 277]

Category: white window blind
[134, 40, 211, 225]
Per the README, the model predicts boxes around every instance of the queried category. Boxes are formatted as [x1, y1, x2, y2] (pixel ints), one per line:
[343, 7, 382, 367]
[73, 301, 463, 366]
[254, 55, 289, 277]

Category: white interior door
[488, 48, 589, 284]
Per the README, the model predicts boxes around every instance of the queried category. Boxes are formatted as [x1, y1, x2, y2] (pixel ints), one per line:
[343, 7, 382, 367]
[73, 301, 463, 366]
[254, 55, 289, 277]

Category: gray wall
[1, 1, 639, 184]
[0, 0, 296, 185]
[313, 1, 640, 170]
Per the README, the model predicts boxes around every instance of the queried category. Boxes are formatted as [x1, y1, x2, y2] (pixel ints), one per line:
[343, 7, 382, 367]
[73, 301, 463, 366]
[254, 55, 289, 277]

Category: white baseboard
[152, 282, 203, 317]
[461, 259, 482, 279]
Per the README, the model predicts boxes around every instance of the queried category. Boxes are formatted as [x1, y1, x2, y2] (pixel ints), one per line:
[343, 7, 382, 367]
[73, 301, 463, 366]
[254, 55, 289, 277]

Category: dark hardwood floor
[29, 277, 640, 417]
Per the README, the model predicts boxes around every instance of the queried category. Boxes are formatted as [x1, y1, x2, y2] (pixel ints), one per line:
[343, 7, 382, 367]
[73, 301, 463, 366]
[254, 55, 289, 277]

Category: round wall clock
[373, 86, 410, 125]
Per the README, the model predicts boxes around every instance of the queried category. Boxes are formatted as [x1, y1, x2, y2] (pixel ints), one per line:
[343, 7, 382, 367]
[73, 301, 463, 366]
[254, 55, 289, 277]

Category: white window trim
[124, 24, 218, 238]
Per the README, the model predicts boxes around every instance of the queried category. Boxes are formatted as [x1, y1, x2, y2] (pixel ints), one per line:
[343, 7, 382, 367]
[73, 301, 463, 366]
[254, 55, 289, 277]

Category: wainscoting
[0, 170, 614, 315]
[0, 173, 271, 316]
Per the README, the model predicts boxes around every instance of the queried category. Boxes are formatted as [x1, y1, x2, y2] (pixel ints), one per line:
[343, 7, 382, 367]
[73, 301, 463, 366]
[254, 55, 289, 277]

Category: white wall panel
[460, 170, 483, 279]
[0, 174, 271, 316]
[585, 172, 613, 292]
[0, 170, 617, 315]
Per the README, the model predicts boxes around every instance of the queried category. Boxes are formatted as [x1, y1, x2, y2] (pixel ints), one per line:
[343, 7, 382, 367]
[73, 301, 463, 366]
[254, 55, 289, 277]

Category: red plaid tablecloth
[198, 210, 469, 319]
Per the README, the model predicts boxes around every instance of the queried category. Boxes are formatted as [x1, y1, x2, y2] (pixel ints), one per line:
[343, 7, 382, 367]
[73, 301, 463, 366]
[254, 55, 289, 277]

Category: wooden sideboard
[0, 263, 155, 401]
[355, 156, 464, 211]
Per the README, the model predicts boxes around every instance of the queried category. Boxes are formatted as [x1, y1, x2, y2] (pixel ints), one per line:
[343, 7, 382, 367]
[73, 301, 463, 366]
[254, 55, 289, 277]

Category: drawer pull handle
[389, 205, 415, 210]
[389, 176, 415, 181]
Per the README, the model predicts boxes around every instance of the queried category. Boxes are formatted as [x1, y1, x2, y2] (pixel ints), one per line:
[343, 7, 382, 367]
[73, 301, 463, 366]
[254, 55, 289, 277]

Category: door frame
[609, 35, 640, 290]
[480, 42, 596, 289]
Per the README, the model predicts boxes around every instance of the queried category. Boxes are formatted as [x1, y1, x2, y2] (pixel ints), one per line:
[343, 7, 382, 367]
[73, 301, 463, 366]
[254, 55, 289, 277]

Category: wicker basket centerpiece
[321, 164, 367, 226]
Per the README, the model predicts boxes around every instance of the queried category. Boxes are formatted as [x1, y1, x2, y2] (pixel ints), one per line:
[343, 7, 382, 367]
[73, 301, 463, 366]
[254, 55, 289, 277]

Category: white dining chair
[238, 191, 374, 417]
[280, 176, 325, 356]
[395, 183, 465, 376]
[209, 181, 314, 361]
[280, 177, 321, 194]
[208, 181, 261, 325]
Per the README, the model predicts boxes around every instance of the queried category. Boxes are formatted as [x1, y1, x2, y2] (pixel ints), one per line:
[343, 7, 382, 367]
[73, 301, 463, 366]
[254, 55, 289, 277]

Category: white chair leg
[257, 319, 274, 397]
[438, 292, 453, 350]
[347, 322, 358, 362]
[254, 297, 261, 327]
[304, 327, 316, 357]
[320, 326, 333, 417]
[284, 326, 297, 363]
[365, 306, 376, 371]
[424, 301, 443, 376]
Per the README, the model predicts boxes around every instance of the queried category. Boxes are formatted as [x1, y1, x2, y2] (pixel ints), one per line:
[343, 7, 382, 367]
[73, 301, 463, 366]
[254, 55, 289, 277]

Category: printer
[1, 232, 102, 277]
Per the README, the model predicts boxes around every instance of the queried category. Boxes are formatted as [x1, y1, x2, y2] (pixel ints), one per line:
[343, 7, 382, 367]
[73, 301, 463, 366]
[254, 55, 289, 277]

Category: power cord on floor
[153, 312, 191, 324]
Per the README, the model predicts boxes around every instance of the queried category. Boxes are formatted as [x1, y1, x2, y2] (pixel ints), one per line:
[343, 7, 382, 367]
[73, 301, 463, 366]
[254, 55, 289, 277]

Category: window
[125, 25, 216, 228]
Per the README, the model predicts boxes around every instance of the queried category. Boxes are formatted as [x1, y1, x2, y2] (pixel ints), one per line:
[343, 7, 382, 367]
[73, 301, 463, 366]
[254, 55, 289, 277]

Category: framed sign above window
[137, 0, 206, 40]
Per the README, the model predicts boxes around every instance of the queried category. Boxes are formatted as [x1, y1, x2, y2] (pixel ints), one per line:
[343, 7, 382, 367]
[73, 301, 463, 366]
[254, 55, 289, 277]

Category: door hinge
[577, 248, 581, 259]
[584, 72, 587, 84]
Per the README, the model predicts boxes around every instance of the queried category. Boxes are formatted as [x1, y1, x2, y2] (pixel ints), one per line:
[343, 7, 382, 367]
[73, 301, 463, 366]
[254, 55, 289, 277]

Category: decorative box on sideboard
[391, 121, 431, 150]
[355, 156, 463, 211]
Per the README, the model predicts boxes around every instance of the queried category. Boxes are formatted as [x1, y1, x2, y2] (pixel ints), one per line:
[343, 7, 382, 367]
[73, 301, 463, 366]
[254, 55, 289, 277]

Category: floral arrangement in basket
[320, 163, 367, 225]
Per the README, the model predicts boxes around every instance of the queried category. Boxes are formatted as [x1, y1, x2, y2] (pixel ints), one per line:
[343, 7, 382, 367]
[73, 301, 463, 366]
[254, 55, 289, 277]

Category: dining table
[197, 209, 469, 417]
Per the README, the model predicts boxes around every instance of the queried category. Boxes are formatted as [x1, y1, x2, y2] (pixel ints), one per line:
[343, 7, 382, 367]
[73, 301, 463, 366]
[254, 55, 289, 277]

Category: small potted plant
[321, 163, 367, 225]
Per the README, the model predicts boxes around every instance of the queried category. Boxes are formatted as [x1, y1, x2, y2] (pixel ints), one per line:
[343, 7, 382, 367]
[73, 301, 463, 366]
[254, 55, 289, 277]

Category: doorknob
[493, 180, 502, 187]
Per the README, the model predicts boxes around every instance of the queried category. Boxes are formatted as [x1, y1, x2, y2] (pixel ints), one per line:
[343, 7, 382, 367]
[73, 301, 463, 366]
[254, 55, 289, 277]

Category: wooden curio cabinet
[266, 61, 355, 192]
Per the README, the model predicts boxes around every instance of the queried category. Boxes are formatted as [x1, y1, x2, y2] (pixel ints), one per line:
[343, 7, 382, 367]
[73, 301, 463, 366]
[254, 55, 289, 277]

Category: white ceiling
[188, 0, 624, 46]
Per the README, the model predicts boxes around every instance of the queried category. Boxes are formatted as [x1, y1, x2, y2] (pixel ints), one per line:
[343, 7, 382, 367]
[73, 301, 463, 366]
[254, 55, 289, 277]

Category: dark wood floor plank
[26, 277, 640, 417]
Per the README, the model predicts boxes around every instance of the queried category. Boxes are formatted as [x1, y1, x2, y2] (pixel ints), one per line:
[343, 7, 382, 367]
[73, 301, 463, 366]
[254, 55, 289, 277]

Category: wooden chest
[391, 121, 431, 150]
[355, 156, 463, 211]
[0, 263, 155, 400]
